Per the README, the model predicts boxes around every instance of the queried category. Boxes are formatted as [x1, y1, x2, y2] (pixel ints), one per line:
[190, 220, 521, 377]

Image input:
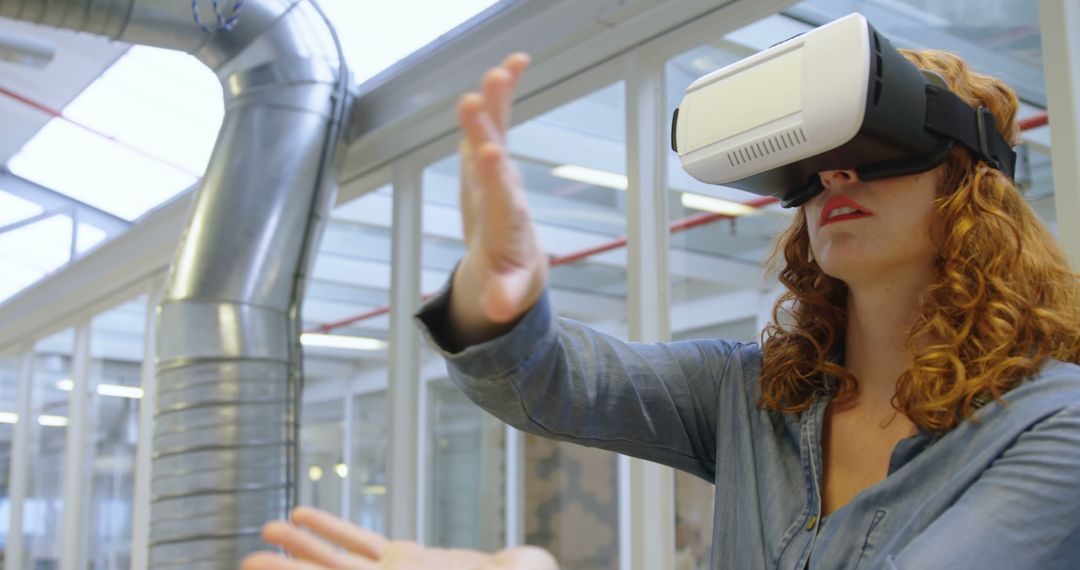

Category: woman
[242, 47, 1080, 569]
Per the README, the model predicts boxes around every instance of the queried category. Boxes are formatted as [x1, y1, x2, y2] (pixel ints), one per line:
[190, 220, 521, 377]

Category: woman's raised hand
[239, 507, 557, 570]
[449, 53, 549, 345]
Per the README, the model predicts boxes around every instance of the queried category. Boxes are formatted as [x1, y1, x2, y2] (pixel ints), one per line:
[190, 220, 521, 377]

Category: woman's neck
[843, 269, 935, 412]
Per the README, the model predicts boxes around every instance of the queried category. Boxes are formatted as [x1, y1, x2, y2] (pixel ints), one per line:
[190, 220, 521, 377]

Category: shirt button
[805, 515, 818, 530]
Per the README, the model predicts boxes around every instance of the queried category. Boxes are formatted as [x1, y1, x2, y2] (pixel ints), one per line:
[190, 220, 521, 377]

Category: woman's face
[803, 166, 944, 288]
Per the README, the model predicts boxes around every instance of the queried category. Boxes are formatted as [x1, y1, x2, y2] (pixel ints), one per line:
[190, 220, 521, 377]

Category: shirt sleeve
[414, 275, 760, 482]
[886, 403, 1080, 569]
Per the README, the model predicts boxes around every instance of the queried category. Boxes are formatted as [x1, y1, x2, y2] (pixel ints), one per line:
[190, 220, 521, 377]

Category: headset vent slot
[727, 127, 806, 166]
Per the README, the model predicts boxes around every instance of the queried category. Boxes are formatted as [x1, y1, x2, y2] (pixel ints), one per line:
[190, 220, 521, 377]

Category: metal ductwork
[0, 1, 349, 567]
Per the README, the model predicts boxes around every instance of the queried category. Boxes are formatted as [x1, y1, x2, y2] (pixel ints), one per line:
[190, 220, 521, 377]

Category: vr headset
[671, 13, 1017, 208]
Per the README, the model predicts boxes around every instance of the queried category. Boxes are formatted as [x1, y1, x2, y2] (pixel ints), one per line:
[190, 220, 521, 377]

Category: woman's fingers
[493, 53, 531, 134]
[481, 53, 531, 141]
[458, 92, 502, 151]
[482, 67, 512, 142]
[240, 551, 350, 570]
[491, 546, 559, 570]
[291, 507, 390, 561]
[459, 139, 478, 245]
[475, 140, 526, 234]
[261, 521, 359, 568]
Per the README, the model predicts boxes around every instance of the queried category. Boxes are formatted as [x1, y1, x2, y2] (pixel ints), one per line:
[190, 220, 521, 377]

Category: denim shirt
[415, 286, 1080, 570]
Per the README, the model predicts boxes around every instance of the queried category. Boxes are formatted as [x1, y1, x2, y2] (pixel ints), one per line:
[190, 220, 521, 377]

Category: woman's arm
[419, 285, 757, 481]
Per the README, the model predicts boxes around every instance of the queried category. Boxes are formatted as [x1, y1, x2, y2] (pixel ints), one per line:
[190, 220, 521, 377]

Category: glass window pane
[84, 296, 148, 569]
[25, 328, 75, 570]
[351, 391, 388, 533]
[301, 186, 393, 525]
[425, 379, 504, 551]
[420, 155, 504, 551]
[299, 400, 344, 514]
[0, 354, 19, 553]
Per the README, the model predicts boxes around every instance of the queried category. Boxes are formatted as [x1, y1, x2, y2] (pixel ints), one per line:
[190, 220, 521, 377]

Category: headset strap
[924, 84, 1017, 180]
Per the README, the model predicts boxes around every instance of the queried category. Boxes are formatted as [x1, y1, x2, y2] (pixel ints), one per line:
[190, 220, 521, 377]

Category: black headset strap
[780, 86, 1018, 209]
[924, 84, 1017, 179]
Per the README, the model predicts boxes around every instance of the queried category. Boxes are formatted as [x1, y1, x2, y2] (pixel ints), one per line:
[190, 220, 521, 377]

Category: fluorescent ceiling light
[97, 384, 144, 399]
[0, 412, 18, 424]
[335, 463, 349, 478]
[300, 333, 387, 351]
[680, 192, 758, 216]
[362, 485, 388, 495]
[552, 165, 628, 191]
[56, 379, 143, 399]
[309, 466, 324, 482]
[38, 415, 68, 427]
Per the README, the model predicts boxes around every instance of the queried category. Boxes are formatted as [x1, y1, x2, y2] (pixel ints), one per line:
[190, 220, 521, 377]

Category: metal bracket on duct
[0, 1, 349, 567]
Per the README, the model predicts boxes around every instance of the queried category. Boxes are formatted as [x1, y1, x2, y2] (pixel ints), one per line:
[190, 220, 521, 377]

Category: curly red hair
[759, 49, 1080, 432]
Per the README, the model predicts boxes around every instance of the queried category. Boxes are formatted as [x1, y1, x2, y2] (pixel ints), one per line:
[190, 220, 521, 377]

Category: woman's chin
[816, 254, 876, 285]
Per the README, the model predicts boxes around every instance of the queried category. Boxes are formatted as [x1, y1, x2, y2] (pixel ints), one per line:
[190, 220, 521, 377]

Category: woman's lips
[820, 211, 873, 227]
[819, 195, 874, 227]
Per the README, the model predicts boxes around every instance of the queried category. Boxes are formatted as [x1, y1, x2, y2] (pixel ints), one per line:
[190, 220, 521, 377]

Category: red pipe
[0, 85, 61, 118]
[1019, 113, 1048, 131]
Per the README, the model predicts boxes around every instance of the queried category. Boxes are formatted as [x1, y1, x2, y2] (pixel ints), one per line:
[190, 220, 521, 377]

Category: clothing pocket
[852, 509, 888, 570]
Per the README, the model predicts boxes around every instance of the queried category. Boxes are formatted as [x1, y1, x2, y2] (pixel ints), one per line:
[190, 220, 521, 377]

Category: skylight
[0, 214, 105, 301]
[319, 0, 503, 84]
[7, 45, 222, 221]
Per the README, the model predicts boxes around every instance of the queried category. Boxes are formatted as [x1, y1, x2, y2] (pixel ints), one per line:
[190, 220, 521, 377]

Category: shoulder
[962, 358, 1080, 447]
[1000, 358, 1080, 412]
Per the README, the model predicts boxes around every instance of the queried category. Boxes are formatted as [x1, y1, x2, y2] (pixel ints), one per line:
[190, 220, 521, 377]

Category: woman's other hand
[240, 507, 558, 570]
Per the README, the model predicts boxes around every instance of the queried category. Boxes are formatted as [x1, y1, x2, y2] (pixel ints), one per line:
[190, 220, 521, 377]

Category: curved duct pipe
[0, 1, 349, 567]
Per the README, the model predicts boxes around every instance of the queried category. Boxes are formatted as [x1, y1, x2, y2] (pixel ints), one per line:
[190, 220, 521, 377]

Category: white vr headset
[671, 13, 1017, 208]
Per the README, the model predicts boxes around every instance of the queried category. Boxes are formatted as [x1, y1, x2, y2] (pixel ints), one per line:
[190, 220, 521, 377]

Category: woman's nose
[818, 169, 859, 188]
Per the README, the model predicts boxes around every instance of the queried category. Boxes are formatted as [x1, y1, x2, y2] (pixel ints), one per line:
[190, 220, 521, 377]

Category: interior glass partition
[419, 153, 506, 552]
[299, 400, 345, 513]
[83, 297, 149, 569]
[300, 185, 394, 526]
[24, 328, 75, 570]
[350, 390, 388, 533]
[0, 354, 19, 561]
